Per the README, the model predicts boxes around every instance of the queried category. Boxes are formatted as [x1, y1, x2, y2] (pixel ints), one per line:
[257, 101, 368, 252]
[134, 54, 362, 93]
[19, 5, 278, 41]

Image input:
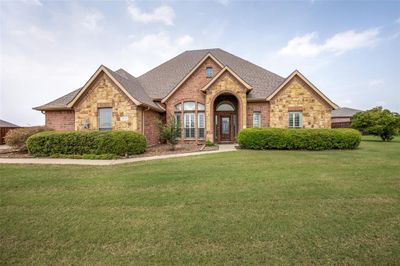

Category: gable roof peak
[267, 69, 338, 109]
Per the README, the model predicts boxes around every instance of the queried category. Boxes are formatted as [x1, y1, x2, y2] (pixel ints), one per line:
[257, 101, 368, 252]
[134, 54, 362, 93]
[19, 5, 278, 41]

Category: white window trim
[98, 108, 112, 131]
[288, 111, 302, 128]
[184, 112, 195, 139]
[197, 112, 205, 139]
[206, 67, 213, 78]
[253, 112, 261, 128]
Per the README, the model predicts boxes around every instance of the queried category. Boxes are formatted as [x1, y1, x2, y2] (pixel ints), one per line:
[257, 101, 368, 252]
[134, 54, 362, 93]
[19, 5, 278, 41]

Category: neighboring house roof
[332, 107, 362, 118]
[0, 119, 19, 128]
[138, 48, 285, 100]
[34, 48, 337, 112]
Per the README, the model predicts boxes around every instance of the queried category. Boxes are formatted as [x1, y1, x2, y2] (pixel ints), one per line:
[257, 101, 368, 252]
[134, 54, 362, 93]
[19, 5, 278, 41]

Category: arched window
[216, 102, 235, 112]
[197, 103, 205, 111]
[183, 102, 195, 110]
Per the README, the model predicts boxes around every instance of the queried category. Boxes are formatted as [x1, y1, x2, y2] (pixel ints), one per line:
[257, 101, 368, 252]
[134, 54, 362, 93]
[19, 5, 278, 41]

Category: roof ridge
[138, 50, 190, 79]
[115, 68, 136, 79]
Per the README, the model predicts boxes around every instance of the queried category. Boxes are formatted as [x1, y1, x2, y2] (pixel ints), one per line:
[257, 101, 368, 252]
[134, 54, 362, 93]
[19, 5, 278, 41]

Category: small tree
[157, 115, 181, 150]
[351, 107, 400, 141]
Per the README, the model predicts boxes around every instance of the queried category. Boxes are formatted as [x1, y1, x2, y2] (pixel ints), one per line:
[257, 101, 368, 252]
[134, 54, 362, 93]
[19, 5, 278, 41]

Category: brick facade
[45, 110, 75, 131]
[142, 108, 162, 146]
[269, 76, 332, 128]
[246, 102, 270, 128]
[164, 57, 223, 143]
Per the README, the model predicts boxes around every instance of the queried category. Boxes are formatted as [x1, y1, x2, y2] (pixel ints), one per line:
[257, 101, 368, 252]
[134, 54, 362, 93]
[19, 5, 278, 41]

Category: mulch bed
[0, 144, 219, 159]
[131, 144, 218, 158]
[0, 147, 32, 158]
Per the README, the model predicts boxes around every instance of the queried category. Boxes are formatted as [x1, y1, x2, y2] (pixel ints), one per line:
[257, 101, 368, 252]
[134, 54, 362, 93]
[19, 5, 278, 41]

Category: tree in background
[352, 107, 400, 141]
[157, 115, 181, 150]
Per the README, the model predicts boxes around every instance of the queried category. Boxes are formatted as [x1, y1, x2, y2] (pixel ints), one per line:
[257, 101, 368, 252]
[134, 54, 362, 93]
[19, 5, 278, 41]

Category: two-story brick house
[34, 48, 338, 145]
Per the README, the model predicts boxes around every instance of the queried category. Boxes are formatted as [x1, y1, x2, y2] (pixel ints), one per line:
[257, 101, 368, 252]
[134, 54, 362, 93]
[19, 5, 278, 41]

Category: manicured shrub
[26, 131, 146, 156]
[237, 128, 361, 150]
[4, 126, 52, 151]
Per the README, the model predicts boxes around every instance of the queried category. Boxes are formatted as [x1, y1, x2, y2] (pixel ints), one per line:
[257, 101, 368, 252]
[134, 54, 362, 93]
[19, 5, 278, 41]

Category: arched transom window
[216, 102, 235, 112]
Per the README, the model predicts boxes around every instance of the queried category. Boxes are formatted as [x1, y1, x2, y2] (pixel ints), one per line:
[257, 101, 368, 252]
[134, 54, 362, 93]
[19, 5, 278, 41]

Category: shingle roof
[106, 67, 162, 110]
[34, 48, 289, 111]
[332, 107, 362, 118]
[34, 88, 81, 110]
[0, 119, 20, 128]
[34, 68, 163, 111]
[138, 48, 285, 99]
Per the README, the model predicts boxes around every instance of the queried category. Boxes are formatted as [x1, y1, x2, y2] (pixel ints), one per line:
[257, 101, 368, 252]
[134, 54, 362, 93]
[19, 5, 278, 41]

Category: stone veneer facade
[269, 76, 332, 128]
[204, 71, 248, 141]
[246, 102, 270, 128]
[74, 73, 142, 132]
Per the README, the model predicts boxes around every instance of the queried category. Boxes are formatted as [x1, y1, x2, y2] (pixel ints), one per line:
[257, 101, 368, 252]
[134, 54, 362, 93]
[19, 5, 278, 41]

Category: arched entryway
[213, 94, 239, 143]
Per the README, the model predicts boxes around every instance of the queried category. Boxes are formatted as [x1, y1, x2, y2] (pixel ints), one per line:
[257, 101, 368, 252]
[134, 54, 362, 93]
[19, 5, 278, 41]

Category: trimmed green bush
[237, 128, 361, 150]
[26, 131, 147, 157]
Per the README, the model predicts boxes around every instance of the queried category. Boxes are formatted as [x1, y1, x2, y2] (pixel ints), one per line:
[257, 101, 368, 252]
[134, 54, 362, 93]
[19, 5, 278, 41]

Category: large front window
[175, 102, 205, 140]
[98, 108, 112, 130]
[288, 111, 302, 128]
[184, 112, 195, 138]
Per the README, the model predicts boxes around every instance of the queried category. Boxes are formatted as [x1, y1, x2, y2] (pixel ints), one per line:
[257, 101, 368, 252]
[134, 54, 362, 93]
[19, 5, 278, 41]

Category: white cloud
[129, 32, 194, 60]
[82, 10, 103, 32]
[368, 79, 384, 87]
[21, 0, 42, 6]
[11, 25, 55, 43]
[279, 28, 380, 57]
[278, 32, 323, 57]
[128, 2, 175, 26]
[215, 0, 230, 6]
[396, 17, 400, 24]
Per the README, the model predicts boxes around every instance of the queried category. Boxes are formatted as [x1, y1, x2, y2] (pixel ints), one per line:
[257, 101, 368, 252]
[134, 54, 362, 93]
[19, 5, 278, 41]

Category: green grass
[1, 136, 399, 265]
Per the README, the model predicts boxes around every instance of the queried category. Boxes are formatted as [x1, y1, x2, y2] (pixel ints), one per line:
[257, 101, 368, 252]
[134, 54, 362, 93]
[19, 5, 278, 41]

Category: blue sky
[1, 0, 399, 126]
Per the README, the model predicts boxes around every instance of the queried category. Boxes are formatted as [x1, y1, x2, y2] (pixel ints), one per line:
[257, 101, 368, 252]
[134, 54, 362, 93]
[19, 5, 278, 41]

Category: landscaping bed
[133, 143, 218, 158]
[0, 143, 218, 159]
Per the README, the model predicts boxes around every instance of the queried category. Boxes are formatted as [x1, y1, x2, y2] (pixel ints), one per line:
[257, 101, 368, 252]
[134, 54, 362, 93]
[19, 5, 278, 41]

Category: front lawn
[1, 136, 399, 264]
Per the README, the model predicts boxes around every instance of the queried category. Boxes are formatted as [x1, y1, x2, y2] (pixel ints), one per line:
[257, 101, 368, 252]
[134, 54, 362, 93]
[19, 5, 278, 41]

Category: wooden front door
[219, 115, 231, 141]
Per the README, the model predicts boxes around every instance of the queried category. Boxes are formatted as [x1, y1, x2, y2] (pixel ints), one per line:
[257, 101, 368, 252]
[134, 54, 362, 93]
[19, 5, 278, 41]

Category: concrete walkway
[0, 144, 237, 166]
